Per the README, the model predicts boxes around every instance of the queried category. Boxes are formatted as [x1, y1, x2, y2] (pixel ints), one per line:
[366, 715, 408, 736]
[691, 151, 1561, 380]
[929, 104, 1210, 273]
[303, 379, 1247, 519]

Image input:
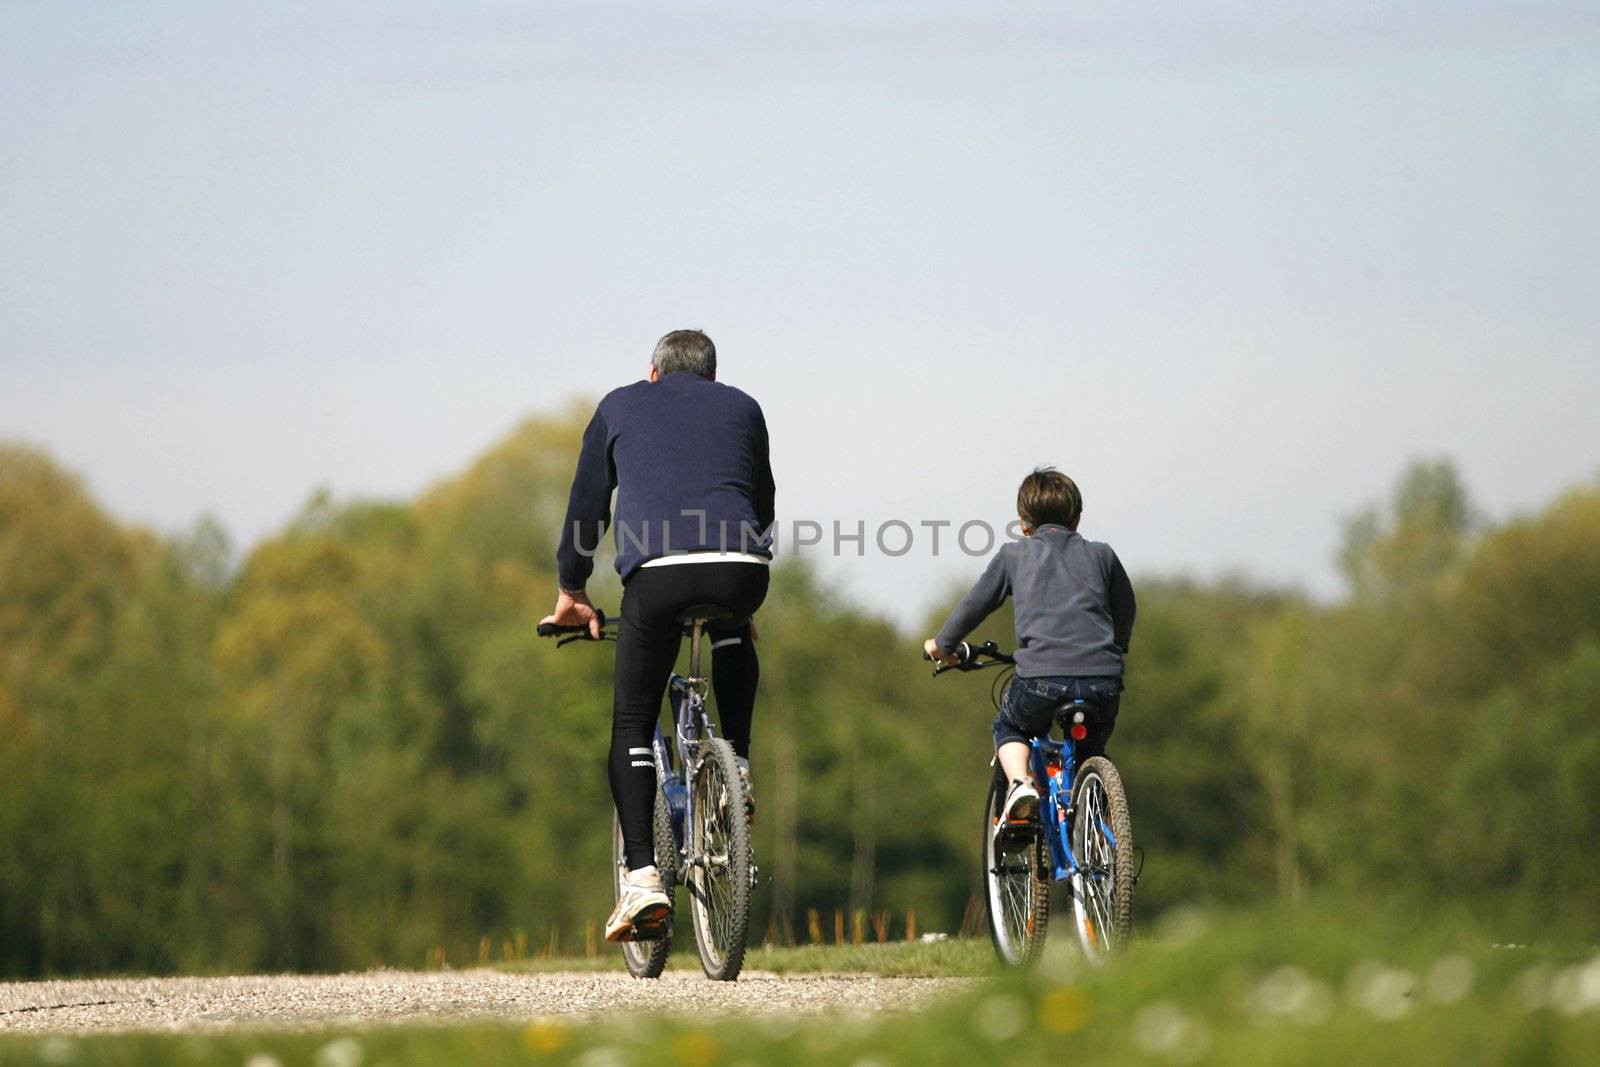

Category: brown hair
[1017, 467, 1082, 530]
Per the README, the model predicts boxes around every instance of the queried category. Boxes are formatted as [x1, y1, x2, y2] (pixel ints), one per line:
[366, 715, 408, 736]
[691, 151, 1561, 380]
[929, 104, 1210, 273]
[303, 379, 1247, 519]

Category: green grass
[4, 902, 1598, 1066]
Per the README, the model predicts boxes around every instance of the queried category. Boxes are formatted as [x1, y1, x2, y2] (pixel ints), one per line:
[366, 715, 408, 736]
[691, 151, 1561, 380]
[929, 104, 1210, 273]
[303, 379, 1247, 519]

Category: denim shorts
[993, 675, 1122, 758]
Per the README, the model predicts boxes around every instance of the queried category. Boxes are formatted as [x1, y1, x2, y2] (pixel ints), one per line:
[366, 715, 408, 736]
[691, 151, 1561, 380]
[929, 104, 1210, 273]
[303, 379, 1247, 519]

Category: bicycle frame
[1027, 719, 1083, 882]
[650, 621, 719, 865]
[1022, 702, 1123, 891]
[545, 610, 756, 975]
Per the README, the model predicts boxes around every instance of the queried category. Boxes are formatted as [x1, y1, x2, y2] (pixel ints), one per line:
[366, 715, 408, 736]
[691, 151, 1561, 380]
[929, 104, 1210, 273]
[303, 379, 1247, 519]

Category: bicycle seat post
[678, 604, 733, 697]
[688, 618, 705, 679]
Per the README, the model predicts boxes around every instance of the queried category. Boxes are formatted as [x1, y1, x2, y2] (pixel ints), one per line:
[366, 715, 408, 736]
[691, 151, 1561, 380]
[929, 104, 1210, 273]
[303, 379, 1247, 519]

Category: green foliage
[1, 431, 1597, 979]
[1339, 456, 1476, 604]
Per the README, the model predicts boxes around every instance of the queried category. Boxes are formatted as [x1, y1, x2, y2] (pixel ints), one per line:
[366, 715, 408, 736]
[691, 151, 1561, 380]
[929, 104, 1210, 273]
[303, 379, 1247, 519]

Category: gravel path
[0, 970, 972, 1034]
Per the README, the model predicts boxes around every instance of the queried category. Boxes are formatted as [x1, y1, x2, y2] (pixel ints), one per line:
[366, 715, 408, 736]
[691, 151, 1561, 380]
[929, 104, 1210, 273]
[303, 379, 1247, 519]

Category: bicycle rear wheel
[1070, 756, 1134, 959]
[687, 738, 752, 981]
[983, 769, 1050, 967]
[613, 787, 677, 979]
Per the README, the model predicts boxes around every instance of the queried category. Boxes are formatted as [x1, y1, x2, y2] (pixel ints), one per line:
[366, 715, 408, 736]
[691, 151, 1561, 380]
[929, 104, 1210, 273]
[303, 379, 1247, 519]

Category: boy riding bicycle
[924, 468, 1136, 830]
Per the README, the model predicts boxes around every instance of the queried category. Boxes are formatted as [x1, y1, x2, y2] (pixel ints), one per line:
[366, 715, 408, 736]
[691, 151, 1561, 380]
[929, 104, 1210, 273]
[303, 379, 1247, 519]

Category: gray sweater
[936, 525, 1136, 679]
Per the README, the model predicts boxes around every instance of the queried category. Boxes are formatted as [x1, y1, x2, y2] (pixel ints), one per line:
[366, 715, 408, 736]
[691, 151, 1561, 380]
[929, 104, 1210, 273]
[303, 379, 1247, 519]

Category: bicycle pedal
[994, 820, 1038, 844]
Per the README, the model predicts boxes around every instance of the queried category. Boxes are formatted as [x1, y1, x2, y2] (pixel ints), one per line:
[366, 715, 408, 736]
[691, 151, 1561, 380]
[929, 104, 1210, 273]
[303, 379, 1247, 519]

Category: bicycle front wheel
[687, 738, 752, 981]
[613, 787, 677, 979]
[1070, 756, 1134, 959]
[983, 769, 1050, 967]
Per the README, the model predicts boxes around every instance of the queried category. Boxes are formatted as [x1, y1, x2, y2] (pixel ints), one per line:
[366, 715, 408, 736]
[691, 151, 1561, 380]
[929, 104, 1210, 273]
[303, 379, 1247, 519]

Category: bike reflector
[1069, 723, 1088, 741]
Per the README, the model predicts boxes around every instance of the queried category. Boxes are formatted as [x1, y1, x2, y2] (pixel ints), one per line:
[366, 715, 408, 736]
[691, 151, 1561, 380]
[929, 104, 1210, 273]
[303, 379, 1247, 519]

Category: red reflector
[1070, 723, 1088, 741]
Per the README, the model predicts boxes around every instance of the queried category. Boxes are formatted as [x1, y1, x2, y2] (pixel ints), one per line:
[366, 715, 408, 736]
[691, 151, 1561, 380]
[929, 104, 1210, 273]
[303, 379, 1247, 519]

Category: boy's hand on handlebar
[541, 588, 603, 640]
[923, 637, 961, 666]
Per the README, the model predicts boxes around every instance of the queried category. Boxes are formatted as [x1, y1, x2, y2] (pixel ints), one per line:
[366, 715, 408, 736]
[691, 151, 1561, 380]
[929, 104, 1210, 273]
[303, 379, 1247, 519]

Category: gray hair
[651, 329, 717, 380]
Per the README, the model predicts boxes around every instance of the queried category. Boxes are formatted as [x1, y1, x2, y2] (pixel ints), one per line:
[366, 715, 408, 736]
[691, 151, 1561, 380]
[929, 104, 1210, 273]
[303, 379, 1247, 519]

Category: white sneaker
[606, 865, 672, 942]
[1001, 779, 1040, 824]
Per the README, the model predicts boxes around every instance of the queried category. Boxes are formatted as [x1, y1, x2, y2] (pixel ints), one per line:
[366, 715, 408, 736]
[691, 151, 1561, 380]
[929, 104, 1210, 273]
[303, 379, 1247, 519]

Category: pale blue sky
[4, 2, 1598, 622]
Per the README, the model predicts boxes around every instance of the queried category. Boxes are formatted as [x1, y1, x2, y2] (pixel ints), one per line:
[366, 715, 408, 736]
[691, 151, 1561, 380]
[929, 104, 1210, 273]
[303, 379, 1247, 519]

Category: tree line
[1, 411, 1595, 976]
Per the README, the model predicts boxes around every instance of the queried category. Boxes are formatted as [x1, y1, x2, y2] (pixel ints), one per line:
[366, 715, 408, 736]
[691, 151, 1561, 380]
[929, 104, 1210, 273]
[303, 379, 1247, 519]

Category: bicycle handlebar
[537, 609, 610, 640]
[924, 640, 1015, 676]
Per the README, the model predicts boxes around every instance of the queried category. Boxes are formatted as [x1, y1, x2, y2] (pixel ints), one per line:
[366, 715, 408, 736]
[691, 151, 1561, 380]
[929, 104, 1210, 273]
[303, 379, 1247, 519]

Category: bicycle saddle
[675, 602, 743, 628]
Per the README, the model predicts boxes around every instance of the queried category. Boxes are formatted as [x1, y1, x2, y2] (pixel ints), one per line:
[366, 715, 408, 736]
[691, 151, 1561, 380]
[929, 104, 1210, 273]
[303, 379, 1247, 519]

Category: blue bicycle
[540, 606, 754, 982]
[929, 640, 1135, 965]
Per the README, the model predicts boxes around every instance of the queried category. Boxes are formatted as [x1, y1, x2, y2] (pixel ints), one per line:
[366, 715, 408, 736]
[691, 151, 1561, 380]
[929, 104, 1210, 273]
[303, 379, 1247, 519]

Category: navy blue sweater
[556, 372, 776, 590]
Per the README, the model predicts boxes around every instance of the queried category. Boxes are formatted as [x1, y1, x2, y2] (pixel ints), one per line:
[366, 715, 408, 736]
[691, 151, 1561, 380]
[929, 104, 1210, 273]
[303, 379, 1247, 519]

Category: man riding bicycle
[540, 329, 775, 941]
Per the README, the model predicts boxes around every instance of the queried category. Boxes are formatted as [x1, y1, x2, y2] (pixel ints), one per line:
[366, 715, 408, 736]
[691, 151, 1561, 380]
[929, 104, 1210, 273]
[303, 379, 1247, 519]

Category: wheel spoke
[1065, 763, 1133, 960]
[695, 764, 725, 963]
[984, 776, 1047, 966]
[685, 743, 751, 979]
[1073, 774, 1109, 958]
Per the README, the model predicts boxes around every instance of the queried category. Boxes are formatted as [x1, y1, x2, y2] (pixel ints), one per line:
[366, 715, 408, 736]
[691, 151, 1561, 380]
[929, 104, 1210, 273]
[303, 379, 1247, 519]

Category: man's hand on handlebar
[923, 637, 961, 667]
[540, 587, 604, 641]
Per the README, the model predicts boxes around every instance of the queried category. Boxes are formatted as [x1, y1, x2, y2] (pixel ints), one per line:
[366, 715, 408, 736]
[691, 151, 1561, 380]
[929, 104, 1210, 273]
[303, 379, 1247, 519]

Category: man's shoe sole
[630, 905, 673, 942]
[605, 902, 672, 943]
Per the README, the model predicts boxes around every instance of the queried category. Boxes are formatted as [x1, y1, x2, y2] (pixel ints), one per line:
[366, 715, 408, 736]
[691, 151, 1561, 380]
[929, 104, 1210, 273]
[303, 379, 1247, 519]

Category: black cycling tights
[612, 561, 769, 870]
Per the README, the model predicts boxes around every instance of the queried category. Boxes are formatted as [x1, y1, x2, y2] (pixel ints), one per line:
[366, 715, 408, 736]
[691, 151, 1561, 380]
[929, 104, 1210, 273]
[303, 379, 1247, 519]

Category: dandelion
[522, 1019, 571, 1055]
[313, 1038, 363, 1067]
[1511, 964, 1553, 1012]
[671, 1029, 719, 1067]
[973, 993, 1028, 1042]
[1132, 1001, 1210, 1064]
[1345, 961, 1417, 1021]
[608, 1015, 662, 1044]
[1583, 956, 1600, 1011]
[1423, 955, 1475, 1005]
[1039, 987, 1090, 1034]
[574, 1046, 630, 1067]
[37, 1037, 77, 1065]
[1032, 942, 1080, 987]
[1548, 957, 1600, 1017]
[1252, 965, 1334, 1026]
